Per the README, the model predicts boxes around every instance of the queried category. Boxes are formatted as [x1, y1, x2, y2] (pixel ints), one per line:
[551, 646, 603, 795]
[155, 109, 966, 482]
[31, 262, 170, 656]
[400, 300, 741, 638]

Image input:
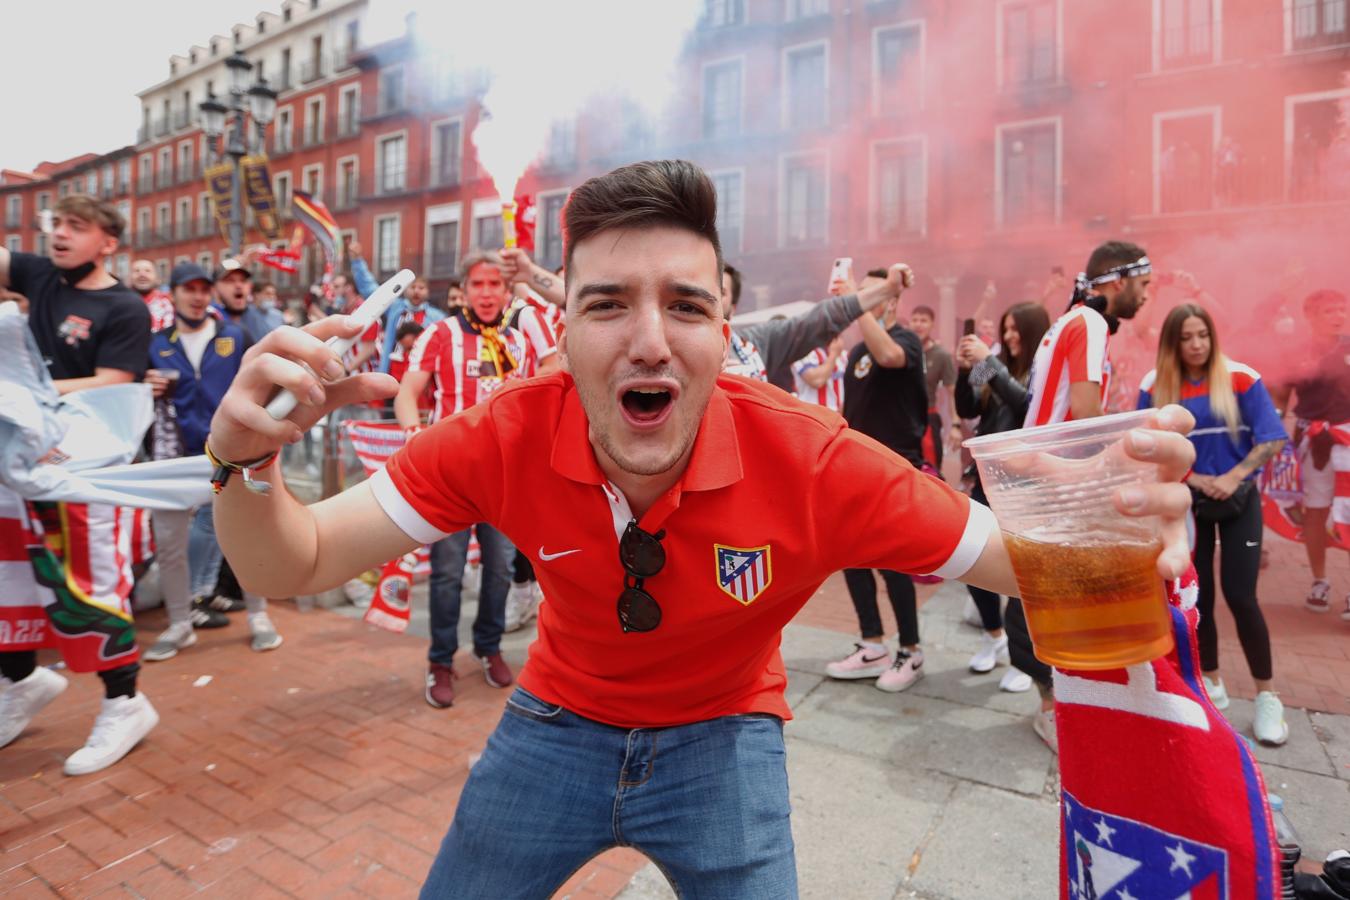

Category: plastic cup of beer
[964, 409, 1173, 670]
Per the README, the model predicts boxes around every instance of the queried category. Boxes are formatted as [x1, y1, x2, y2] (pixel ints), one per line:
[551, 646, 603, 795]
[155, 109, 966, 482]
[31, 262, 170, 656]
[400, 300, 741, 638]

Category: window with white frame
[1157, 0, 1217, 69]
[5, 235, 20, 254]
[475, 213, 504, 252]
[158, 148, 173, 187]
[536, 192, 569, 271]
[336, 157, 358, 208]
[430, 120, 462, 187]
[1000, 0, 1058, 87]
[703, 60, 743, 139]
[178, 142, 193, 181]
[380, 67, 406, 115]
[102, 164, 114, 193]
[305, 97, 324, 145]
[704, 0, 745, 27]
[5, 196, 20, 228]
[997, 120, 1059, 226]
[1289, 90, 1350, 202]
[875, 24, 924, 116]
[156, 203, 171, 238]
[138, 208, 151, 239]
[116, 201, 131, 234]
[784, 43, 828, 129]
[1290, 0, 1347, 49]
[378, 134, 407, 193]
[375, 215, 401, 278]
[271, 240, 292, 287]
[710, 171, 744, 254]
[274, 172, 292, 211]
[86, 172, 97, 194]
[37, 192, 50, 211]
[36, 233, 48, 256]
[874, 140, 925, 238]
[275, 108, 293, 153]
[1156, 110, 1218, 213]
[176, 197, 192, 238]
[302, 164, 323, 200]
[118, 159, 131, 191]
[781, 154, 827, 246]
[198, 251, 213, 271]
[785, 0, 829, 20]
[339, 85, 360, 136]
[425, 205, 461, 278]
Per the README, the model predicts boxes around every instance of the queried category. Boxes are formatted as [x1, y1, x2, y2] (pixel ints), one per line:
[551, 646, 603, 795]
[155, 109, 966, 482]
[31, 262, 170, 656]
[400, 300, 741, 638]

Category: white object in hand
[265, 268, 415, 420]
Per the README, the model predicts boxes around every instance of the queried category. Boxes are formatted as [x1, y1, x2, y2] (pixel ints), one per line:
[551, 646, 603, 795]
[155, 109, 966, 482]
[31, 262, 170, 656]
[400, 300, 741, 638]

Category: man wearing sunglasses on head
[206, 160, 1199, 898]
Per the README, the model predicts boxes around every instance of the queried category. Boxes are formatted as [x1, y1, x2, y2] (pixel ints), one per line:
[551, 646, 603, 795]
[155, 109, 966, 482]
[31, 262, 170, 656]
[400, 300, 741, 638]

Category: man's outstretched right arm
[208, 319, 413, 598]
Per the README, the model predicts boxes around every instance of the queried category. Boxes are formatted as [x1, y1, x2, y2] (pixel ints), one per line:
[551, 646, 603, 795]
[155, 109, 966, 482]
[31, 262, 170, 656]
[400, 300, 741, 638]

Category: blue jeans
[188, 503, 223, 599]
[428, 524, 513, 664]
[420, 689, 797, 898]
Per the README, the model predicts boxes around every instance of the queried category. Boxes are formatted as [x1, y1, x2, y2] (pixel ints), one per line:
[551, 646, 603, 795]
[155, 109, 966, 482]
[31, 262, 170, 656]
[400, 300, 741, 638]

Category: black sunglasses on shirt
[617, 519, 665, 633]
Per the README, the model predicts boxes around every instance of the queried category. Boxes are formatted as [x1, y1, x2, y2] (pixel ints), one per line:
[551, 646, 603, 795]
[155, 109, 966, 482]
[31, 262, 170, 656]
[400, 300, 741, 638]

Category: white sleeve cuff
[369, 468, 450, 544]
[926, 500, 997, 579]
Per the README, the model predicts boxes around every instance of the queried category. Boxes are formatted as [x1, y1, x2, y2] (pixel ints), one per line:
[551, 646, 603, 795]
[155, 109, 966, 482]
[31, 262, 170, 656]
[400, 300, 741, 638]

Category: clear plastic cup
[964, 409, 1173, 670]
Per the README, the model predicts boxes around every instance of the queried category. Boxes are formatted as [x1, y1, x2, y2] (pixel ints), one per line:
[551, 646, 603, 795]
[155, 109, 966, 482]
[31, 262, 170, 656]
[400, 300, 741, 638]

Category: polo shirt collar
[550, 377, 744, 494]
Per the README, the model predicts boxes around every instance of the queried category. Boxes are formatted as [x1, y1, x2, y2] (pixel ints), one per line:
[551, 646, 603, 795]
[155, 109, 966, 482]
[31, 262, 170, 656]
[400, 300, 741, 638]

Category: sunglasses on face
[617, 519, 666, 633]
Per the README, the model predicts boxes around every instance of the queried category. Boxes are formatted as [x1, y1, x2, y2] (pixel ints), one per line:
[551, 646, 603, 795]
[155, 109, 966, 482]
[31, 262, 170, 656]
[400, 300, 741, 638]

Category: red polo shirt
[372, 372, 993, 728]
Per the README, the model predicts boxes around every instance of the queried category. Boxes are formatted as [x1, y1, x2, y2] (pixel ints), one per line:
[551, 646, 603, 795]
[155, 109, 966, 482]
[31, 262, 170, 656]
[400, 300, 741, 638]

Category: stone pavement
[0, 537, 1347, 898]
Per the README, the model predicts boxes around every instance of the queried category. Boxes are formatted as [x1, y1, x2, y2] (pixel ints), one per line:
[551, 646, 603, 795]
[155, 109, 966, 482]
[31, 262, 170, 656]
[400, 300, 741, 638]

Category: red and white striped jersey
[142, 289, 175, 333]
[791, 348, 846, 411]
[408, 314, 536, 423]
[513, 302, 561, 361]
[345, 320, 381, 375]
[1024, 305, 1112, 427]
[118, 507, 155, 567]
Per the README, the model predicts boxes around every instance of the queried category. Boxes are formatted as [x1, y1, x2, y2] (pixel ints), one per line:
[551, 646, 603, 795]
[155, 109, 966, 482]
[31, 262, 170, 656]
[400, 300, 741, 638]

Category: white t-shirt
[178, 320, 217, 374]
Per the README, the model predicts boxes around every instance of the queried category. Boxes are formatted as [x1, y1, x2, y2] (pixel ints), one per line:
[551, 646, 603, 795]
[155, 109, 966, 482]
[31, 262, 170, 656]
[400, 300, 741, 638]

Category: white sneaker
[1202, 674, 1230, 710]
[1033, 706, 1058, 754]
[248, 612, 283, 652]
[1253, 691, 1289, 746]
[1306, 579, 1331, 613]
[143, 622, 197, 662]
[503, 582, 539, 632]
[63, 693, 158, 776]
[969, 633, 1010, 673]
[0, 667, 68, 749]
[999, 669, 1033, 693]
[825, 643, 892, 680]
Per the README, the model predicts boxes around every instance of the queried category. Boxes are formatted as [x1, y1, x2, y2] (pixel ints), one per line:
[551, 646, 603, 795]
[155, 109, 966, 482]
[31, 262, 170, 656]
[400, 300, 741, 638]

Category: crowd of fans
[0, 190, 1346, 782]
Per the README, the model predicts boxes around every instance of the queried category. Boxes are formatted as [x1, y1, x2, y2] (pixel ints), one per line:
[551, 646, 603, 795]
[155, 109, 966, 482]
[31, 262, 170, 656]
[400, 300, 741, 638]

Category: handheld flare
[501, 201, 517, 250]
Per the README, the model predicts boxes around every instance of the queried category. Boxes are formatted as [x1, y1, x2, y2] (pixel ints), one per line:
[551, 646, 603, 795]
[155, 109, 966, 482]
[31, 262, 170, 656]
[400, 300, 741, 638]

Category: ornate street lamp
[199, 54, 277, 258]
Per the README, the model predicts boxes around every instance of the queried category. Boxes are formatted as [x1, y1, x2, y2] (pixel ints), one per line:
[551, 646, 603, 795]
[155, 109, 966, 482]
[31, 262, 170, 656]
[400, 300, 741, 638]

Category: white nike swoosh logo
[1246, 541, 1260, 547]
[539, 547, 581, 561]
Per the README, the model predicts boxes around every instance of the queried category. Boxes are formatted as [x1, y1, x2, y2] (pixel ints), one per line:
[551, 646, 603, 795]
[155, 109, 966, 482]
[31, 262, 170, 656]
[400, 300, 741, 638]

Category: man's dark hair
[1303, 288, 1347, 316]
[563, 159, 722, 283]
[54, 194, 124, 241]
[865, 268, 888, 280]
[395, 321, 425, 342]
[911, 305, 936, 319]
[723, 262, 742, 307]
[1085, 241, 1148, 280]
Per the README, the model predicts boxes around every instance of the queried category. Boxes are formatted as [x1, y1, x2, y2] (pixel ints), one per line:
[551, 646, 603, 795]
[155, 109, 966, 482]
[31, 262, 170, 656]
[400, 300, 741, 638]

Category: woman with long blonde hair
[1139, 303, 1289, 745]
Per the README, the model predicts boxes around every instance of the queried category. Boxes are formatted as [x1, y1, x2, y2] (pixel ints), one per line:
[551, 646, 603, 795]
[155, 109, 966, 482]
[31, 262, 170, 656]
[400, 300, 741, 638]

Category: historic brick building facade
[2, 0, 1347, 343]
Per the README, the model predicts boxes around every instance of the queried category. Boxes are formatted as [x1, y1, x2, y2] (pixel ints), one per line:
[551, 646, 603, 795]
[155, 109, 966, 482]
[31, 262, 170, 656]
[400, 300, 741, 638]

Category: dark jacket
[956, 355, 1032, 439]
[147, 322, 249, 456]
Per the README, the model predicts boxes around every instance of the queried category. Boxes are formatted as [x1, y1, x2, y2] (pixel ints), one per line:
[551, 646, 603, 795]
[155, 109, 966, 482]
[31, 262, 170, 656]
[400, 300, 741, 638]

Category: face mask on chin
[176, 312, 207, 329]
[57, 261, 97, 286]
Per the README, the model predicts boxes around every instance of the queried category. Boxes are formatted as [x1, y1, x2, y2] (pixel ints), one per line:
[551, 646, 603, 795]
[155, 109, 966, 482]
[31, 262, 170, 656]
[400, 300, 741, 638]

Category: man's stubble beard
[575, 375, 709, 478]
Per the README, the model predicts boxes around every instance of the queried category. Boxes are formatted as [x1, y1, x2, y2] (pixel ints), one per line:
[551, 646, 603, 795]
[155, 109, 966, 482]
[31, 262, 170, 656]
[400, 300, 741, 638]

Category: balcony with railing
[337, 113, 360, 139]
[333, 46, 352, 71]
[156, 169, 173, 190]
[427, 158, 462, 189]
[301, 121, 327, 149]
[172, 108, 192, 130]
[274, 133, 294, 156]
[175, 220, 191, 241]
[301, 56, 325, 84]
[196, 216, 215, 238]
[363, 90, 408, 123]
[4, 210, 21, 229]
[137, 124, 150, 144]
[137, 176, 154, 196]
[359, 166, 419, 200]
[276, 69, 293, 93]
[153, 117, 170, 138]
[177, 161, 202, 185]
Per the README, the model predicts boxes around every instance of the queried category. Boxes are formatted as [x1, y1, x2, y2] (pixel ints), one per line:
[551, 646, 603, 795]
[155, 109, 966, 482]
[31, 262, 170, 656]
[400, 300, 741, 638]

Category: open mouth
[620, 386, 675, 427]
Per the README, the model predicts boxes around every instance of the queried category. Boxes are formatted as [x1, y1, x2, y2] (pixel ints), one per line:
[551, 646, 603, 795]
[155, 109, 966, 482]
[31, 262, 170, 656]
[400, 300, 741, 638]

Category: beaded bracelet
[204, 441, 279, 495]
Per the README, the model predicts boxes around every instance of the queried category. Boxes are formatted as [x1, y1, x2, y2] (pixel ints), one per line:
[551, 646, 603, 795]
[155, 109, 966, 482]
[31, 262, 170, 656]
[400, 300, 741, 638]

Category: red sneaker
[478, 653, 514, 688]
[425, 663, 456, 708]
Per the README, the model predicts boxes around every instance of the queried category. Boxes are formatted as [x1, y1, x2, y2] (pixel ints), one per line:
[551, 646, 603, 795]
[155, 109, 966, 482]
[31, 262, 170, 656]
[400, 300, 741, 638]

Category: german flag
[292, 190, 341, 267]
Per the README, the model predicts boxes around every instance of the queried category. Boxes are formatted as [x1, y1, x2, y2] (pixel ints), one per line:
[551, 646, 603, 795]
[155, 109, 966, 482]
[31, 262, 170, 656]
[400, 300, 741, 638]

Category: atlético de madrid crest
[714, 544, 772, 606]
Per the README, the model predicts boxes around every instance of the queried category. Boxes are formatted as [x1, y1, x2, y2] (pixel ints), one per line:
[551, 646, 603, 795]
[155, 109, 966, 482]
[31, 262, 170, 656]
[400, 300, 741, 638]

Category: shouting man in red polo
[206, 161, 1197, 897]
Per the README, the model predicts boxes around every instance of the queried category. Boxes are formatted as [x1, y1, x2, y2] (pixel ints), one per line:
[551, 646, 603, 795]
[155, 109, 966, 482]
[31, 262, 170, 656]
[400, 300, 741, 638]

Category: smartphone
[962, 318, 976, 337]
[828, 257, 853, 290]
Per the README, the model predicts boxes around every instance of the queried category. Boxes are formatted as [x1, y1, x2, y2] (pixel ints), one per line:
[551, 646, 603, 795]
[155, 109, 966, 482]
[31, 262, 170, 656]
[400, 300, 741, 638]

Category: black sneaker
[190, 598, 230, 629]
[205, 594, 246, 613]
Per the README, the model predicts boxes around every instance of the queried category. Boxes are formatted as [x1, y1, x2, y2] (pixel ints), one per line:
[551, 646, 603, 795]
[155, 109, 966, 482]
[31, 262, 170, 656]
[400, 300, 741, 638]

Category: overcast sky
[2, 0, 364, 172]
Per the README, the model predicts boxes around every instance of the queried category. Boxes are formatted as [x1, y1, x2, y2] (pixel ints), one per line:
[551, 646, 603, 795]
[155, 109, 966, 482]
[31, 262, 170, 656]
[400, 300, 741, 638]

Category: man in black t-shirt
[0, 194, 159, 777]
[826, 267, 932, 697]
